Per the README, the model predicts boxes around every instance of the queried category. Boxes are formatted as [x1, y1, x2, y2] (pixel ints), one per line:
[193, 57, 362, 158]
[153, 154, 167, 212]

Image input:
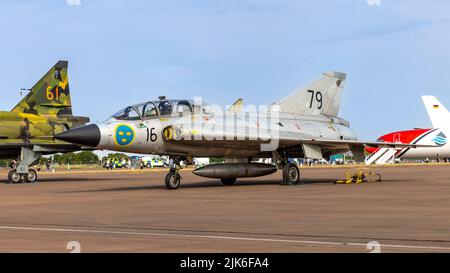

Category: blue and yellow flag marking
[114, 124, 135, 147]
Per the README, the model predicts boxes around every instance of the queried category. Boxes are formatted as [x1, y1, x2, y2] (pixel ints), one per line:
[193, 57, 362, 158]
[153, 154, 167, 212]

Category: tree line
[40, 151, 100, 165]
[0, 152, 134, 168]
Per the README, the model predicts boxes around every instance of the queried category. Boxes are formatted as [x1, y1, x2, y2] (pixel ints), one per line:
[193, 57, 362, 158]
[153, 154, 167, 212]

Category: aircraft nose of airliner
[55, 124, 101, 147]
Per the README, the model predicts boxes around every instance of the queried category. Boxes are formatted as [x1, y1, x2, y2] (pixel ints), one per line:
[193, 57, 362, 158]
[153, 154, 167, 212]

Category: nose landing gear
[165, 156, 182, 190]
[7, 147, 41, 184]
[7, 169, 38, 184]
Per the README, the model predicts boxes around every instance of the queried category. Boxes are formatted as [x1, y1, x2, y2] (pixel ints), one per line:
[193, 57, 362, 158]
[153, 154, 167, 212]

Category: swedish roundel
[115, 124, 135, 146]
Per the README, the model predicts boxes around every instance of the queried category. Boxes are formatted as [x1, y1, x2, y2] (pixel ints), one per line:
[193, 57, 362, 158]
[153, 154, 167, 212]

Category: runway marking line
[0, 225, 449, 251]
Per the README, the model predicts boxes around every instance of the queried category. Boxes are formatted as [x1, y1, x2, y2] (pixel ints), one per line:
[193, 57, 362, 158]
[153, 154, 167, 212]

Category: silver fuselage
[94, 109, 357, 158]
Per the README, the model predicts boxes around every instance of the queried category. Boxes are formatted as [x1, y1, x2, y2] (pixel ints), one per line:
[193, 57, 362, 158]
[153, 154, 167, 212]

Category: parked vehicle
[140, 156, 168, 169]
[104, 158, 129, 169]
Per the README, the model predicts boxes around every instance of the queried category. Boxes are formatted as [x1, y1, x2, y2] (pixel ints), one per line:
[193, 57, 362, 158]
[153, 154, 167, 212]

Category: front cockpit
[110, 99, 199, 121]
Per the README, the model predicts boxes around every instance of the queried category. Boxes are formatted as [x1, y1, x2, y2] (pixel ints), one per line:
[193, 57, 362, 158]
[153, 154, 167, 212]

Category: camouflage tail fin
[11, 60, 72, 116]
[228, 98, 244, 112]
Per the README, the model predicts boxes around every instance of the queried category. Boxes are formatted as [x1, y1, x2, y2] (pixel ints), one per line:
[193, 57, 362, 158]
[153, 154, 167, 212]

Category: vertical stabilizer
[12, 60, 72, 116]
[272, 71, 346, 117]
[421, 96, 450, 128]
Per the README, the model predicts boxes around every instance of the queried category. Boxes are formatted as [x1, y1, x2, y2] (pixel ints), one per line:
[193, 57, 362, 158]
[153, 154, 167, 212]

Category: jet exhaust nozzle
[193, 163, 277, 179]
[54, 124, 101, 147]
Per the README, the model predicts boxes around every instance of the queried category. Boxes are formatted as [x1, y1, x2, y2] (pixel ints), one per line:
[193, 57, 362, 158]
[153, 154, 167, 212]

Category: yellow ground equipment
[335, 169, 382, 184]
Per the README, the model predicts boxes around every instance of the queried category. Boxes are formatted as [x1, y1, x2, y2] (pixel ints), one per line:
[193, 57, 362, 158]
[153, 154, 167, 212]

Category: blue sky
[1, 0, 450, 140]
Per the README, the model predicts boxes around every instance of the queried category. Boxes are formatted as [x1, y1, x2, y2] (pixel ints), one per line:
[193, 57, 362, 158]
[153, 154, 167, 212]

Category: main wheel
[221, 178, 237, 186]
[146, 163, 152, 168]
[8, 170, 22, 184]
[165, 172, 181, 190]
[282, 163, 300, 185]
[24, 169, 38, 183]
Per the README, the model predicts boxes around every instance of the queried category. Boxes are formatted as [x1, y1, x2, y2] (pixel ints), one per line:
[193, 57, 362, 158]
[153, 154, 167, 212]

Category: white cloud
[66, 0, 81, 6]
[367, 0, 381, 6]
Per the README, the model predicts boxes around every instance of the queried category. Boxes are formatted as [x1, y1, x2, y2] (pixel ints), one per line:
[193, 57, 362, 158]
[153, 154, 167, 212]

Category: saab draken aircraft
[55, 72, 428, 189]
[366, 96, 450, 164]
[0, 61, 89, 183]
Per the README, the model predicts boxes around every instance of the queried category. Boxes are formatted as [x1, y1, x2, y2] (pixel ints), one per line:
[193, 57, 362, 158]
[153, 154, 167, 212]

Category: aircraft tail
[11, 60, 72, 116]
[272, 71, 346, 117]
[228, 98, 244, 112]
[422, 96, 450, 128]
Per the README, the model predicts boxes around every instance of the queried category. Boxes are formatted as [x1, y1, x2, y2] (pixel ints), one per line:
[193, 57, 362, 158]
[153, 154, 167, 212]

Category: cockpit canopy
[111, 99, 201, 120]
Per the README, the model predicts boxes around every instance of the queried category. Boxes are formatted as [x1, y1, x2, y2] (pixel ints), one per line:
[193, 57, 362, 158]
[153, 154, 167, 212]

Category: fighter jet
[55, 71, 427, 189]
[0, 61, 89, 183]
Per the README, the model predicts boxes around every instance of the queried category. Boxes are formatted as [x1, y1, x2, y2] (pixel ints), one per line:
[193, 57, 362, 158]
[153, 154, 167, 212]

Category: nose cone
[55, 124, 101, 147]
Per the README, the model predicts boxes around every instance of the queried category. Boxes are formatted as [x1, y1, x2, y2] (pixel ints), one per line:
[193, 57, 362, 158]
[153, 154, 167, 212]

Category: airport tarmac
[0, 165, 449, 253]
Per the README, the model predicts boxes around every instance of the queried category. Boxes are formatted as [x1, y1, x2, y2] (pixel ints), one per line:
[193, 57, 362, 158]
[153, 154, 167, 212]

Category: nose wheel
[24, 169, 38, 183]
[165, 171, 181, 190]
[8, 170, 22, 184]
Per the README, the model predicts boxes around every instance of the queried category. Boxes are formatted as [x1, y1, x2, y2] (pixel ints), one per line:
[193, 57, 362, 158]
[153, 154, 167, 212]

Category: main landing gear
[7, 147, 41, 184]
[165, 170, 181, 190]
[282, 163, 300, 185]
[273, 151, 301, 185]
